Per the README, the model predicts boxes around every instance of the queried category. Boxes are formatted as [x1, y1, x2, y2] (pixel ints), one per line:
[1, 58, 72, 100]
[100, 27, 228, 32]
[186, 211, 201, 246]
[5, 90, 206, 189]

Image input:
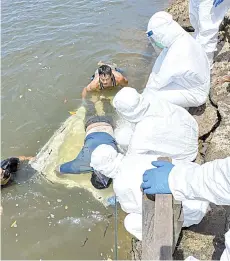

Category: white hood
[147, 11, 185, 48]
[113, 87, 150, 123]
[90, 144, 123, 179]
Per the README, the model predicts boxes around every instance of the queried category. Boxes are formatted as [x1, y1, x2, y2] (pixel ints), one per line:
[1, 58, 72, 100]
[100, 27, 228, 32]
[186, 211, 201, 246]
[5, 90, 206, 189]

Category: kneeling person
[55, 116, 118, 189]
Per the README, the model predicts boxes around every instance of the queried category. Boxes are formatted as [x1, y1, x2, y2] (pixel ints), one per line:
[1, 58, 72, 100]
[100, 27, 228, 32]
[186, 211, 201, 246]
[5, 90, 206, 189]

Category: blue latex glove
[141, 161, 174, 194]
[107, 195, 119, 206]
[213, 0, 224, 7]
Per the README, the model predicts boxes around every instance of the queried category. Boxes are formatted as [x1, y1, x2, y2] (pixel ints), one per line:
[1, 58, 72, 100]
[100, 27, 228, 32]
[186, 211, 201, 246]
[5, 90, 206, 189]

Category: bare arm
[81, 79, 99, 99]
[113, 71, 128, 87]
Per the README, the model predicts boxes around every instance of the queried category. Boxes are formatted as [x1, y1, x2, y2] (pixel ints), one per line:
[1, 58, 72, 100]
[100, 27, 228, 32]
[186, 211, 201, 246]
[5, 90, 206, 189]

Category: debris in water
[50, 214, 55, 218]
[57, 199, 62, 203]
[16, 233, 18, 237]
[107, 259, 112, 261]
[68, 111, 76, 115]
[47, 201, 51, 205]
[81, 237, 88, 247]
[101, 253, 103, 256]
[19, 95, 23, 99]
[64, 98, 67, 104]
[64, 206, 68, 210]
[37, 141, 40, 143]
[111, 248, 113, 253]
[11, 221, 17, 228]
[16, 204, 19, 207]
[88, 228, 91, 232]
[28, 89, 32, 92]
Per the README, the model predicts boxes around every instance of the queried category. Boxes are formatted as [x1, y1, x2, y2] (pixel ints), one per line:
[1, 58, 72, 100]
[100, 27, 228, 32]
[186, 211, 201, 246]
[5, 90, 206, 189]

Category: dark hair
[98, 65, 112, 77]
[90, 172, 112, 190]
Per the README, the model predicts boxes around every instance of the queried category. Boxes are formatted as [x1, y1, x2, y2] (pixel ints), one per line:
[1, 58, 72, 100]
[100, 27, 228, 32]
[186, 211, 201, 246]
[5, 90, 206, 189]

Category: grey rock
[189, 100, 218, 138]
[205, 95, 230, 162]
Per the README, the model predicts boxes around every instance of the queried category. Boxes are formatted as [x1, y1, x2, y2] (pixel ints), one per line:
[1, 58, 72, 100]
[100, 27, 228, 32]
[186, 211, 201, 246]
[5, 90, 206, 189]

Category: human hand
[141, 161, 174, 194]
[213, 0, 224, 7]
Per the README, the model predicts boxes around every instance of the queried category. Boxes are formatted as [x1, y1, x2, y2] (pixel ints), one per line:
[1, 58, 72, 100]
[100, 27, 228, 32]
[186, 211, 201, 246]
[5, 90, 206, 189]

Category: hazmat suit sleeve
[168, 157, 230, 205]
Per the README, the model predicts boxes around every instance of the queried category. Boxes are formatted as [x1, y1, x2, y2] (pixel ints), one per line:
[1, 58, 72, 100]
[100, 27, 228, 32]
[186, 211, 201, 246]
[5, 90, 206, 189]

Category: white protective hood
[90, 144, 123, 179]
[147, 11, 185, 48]
[113, 87, 150, 123]
[143, 11, 210, 108]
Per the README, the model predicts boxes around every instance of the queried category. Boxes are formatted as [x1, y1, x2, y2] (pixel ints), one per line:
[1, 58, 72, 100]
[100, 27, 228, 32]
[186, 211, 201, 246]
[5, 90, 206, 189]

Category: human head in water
[98, 65, 113, 88]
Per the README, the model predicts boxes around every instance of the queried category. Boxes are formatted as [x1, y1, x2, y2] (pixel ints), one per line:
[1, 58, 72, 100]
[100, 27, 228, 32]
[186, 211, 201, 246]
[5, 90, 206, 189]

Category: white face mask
[146, 30, 164, 54]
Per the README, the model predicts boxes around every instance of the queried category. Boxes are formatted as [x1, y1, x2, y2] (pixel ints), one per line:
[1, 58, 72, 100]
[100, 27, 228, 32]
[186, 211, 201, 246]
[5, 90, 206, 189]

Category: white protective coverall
[169, 157, 230, 261]
[189, 0, 230, 65]
[113, 87, 199, 162]
[143, 11, 210, 108]
[90, 145, 210, 240]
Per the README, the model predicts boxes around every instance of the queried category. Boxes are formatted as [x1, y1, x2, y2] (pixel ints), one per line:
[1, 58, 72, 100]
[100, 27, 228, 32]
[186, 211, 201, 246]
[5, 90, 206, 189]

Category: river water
[1, 0, 169, 259]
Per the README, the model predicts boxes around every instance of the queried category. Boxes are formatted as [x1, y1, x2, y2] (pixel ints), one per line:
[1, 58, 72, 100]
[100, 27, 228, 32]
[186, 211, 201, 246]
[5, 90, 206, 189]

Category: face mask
[146, 30, 165, 54]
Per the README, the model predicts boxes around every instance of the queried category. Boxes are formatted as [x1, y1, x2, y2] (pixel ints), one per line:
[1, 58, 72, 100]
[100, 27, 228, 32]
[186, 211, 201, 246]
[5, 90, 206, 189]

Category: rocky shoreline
[131, 1, 230, 259]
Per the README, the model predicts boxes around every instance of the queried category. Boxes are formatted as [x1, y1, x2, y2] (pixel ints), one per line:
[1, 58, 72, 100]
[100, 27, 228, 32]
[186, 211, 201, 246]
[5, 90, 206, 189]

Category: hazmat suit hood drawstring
[90, 144, 124, 179]
[113, 87, 150, 123]
[147, 11, 186, 48]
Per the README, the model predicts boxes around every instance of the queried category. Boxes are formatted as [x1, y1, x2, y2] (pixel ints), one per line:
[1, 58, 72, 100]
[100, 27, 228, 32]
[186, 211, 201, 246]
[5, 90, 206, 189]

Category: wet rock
[175, 205, 230, 260]
[205, 95, 230, 162]
[130, 238, 141, 261]
[189, 100, 218, 138]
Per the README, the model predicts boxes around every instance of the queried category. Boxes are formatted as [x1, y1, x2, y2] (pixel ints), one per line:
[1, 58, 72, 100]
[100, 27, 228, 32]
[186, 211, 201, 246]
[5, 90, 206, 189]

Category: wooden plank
[152, 194, 173, 260]
[142, 157, 174, 260]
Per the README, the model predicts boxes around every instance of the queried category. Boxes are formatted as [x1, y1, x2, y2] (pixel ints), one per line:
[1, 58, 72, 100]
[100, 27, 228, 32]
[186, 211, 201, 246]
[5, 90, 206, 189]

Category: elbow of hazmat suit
[144, 11, 210, 108]
[113, 87, 198, 162]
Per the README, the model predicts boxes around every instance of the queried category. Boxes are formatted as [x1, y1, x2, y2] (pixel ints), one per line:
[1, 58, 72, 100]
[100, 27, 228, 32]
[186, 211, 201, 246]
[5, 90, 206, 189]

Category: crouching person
[55, 116, 118, 189]
[90, 144, 211, 240]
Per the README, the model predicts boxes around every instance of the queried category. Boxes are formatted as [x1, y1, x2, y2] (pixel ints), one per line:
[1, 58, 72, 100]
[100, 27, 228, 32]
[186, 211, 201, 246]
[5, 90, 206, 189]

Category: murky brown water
[1, 0, 169, 259]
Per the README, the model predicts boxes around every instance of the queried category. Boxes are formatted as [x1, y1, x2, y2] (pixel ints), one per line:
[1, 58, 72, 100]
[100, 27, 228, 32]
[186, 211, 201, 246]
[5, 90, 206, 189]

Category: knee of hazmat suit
[113, 87, 198, 161]
[124, 213, 142, 241]
[144, 11, 210, 108]
[59, 116, 117, 190]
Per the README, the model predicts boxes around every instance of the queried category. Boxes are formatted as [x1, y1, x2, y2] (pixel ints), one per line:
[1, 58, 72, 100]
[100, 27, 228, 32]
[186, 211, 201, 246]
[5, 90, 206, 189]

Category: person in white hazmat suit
[189, 0, 230, 66]
[113, 87, 199, 162]
[143, 11, 210, 108]
[90, 145, 210, 240]
[141, 157, 230, 261]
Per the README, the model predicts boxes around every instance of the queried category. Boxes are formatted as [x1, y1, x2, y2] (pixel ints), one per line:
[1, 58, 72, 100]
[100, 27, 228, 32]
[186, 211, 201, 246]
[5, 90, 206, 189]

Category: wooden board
[142, 194, 173, 260]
